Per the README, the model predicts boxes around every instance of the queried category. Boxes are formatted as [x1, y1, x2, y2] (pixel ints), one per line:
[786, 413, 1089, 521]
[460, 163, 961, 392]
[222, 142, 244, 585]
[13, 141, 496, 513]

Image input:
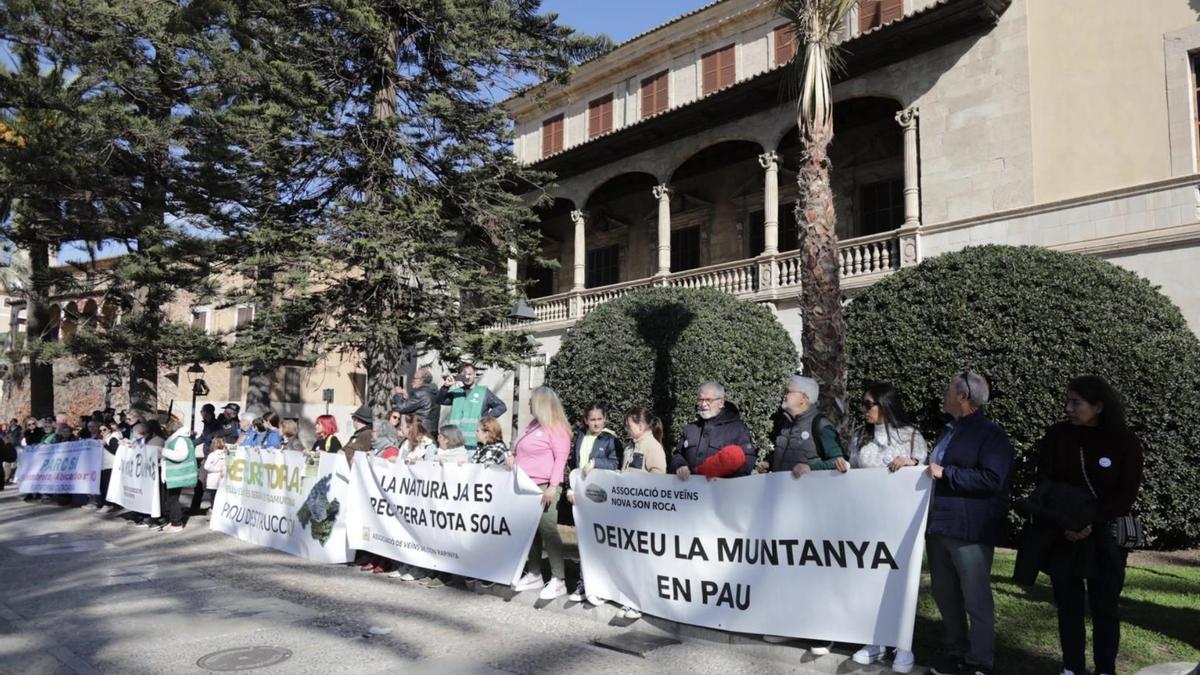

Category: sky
[541, 0, 711, 44]
[53, 0, 714, 264]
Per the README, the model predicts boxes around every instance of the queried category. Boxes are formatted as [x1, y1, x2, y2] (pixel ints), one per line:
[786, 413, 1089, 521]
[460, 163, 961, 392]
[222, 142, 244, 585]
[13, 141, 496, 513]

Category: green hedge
[545, 287, 798, 453]
[845, 245, 1200, 549]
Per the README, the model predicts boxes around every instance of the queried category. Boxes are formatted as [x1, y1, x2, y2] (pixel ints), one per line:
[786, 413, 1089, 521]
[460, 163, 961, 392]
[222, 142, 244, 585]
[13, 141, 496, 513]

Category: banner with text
[573, 468, 933, 649]
[343, 457, 544, 584]
[209, 447, 352, 563]
[16, 440, 103, 495]
[104, 441, 162, 518]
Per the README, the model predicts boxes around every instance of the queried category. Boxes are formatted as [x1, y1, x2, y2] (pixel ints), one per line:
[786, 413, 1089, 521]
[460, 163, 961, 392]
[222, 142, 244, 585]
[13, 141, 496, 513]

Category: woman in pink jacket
[509, 386, 572, 600]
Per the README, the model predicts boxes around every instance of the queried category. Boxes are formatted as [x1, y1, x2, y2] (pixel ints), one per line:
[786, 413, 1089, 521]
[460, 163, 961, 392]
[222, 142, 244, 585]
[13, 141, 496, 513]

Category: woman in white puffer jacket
[848, 381, 928, 674]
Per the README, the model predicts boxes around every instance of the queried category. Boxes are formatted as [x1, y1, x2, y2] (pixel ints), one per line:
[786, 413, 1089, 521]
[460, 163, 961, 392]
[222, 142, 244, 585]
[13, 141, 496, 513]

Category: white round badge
[801, 431, 811, 440]
[1098, 457, 1113, 468]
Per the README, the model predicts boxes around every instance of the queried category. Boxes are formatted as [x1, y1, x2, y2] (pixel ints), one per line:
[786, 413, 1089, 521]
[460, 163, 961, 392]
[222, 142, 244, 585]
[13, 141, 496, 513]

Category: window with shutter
[585, 245, 620, 288]
[191, 309, 208, 332]
[229, 366, 243, 402]
[858, 0, 902, 33]
[234, 305, 254, 342]
[773, 25, 797, 66]
[640, 71, 669, 119]
[702, 44, 736, 95]
[541, 114, 564, 157]
[588, 94, 614, 139]
[284, 367, 302, 403]
[670, 227, 702, 272]
[1193, 53, 1200, 163]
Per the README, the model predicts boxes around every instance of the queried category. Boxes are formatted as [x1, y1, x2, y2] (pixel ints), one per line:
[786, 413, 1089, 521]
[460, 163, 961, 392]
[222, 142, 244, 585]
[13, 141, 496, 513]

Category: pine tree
[299, 0, 610, 413]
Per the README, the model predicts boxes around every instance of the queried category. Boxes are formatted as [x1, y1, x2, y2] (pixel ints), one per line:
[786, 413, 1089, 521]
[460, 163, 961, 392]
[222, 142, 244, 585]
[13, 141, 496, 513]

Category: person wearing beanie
[342, 405, 375, 465]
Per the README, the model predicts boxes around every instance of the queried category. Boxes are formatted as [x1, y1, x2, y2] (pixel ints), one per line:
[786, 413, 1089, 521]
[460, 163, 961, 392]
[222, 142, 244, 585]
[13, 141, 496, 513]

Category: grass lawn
[910, 549, 1200, 674]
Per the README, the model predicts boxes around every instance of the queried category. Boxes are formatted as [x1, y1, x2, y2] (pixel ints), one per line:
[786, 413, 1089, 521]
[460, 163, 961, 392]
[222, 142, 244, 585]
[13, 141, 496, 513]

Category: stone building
[492, 0, 1200, 431]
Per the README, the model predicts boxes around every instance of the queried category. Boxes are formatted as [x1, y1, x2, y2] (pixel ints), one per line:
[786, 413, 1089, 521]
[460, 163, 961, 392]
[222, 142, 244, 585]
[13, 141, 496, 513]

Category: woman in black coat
[1034, 376, 1143, 675]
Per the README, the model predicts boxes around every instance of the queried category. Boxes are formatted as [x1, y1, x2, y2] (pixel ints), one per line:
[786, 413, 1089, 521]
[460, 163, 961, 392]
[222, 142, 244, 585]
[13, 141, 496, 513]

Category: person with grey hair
[670, 381, 755, 479]
[392, 368, 441, 438]
[758, 374, 848, 656]
[759, 375, 849, 479]
[925, 371, 1013, 675]
[433, 425, 469, 464]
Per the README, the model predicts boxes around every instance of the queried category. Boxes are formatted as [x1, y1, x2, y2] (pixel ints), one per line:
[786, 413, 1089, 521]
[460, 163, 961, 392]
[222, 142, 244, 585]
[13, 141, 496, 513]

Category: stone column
[570, 209, 586, 291]
[653, 184, 672, 277]
[506, 257, 518, 283]
[895, 107, 920, 228]
[758, 151, 780, 255]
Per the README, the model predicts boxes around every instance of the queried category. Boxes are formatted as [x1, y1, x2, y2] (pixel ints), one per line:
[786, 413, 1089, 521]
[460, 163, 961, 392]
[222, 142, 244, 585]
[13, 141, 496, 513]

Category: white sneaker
[398, 571, 417, 581]
[810, 642, 833, 656]
[853, 645, 885, 665]
[568, 580, 586, 602]
[763, 635, 792, 644]
[386, 569, 405, 578]
[513, 572, 543, 592]
[585, 594, 602, 606]
[160, 524, 184, 533]
[621, 607, 641, 620]
[892, 648, 915, 673]
[538, 577, 567, 600]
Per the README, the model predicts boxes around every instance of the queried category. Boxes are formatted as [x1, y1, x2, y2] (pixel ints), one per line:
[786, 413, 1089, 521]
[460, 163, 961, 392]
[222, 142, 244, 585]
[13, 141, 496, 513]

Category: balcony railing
[502, 229, 914, 330]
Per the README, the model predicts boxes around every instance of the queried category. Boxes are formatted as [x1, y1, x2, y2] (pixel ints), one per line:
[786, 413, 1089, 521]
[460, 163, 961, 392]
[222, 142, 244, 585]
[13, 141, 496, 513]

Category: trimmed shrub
[845, 244, 1200, 548]
[545, 287, 798, 453]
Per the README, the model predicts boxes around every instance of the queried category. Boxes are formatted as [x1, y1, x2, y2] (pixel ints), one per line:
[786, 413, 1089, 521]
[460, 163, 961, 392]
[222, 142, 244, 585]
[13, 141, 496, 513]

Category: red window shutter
[588, 94, 613, 138]
[702, 50, 718, 94]
[641, 71, 668, 118]
[718, 45, 735, 88]
[773, 24, 797, 66]
[859, 0, 882, 32]
[542, 114, 563, 157]
[704, 45, 735, 94]
[881, 0, 903, 24]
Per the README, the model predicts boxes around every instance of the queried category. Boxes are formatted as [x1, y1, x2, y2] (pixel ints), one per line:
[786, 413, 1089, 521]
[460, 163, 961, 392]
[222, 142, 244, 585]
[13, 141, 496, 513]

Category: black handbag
[1079, 447, 1146, 549]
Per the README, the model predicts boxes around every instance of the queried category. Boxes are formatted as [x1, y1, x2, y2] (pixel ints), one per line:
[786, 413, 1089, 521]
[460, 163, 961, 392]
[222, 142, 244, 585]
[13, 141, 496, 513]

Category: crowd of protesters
[5, 365, 1143, 675]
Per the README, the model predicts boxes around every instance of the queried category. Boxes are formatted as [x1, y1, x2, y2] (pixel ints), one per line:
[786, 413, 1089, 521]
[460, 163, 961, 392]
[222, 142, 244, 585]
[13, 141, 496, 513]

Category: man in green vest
[436, 363, 507, 449]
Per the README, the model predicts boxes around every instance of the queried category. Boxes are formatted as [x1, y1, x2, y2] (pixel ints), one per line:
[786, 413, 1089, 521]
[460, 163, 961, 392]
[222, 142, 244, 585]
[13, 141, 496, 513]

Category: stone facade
[495, 0, 1200, 433]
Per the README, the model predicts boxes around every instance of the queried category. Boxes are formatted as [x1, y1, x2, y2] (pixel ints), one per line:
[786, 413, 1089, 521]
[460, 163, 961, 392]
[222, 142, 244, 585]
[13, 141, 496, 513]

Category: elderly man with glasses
[670, 381, 755, 480]
[925, 371, 1014, 675]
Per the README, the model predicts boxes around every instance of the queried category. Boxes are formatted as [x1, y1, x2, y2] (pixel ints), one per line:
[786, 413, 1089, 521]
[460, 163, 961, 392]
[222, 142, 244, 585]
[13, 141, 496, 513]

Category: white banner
[343, 457, 544, 584]
[16, 441, 103, 495]
[105, 441, 162, 518]
[573, 468, 933, 649]
[209, 447, 352, 563]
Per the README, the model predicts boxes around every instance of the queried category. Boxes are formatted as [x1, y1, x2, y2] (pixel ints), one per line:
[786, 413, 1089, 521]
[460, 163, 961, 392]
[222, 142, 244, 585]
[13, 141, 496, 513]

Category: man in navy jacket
[926, 372, 1013, 675]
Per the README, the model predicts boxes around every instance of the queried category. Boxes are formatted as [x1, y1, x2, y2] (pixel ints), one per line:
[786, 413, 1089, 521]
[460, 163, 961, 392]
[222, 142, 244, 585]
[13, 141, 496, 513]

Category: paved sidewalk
[0, 491, 908, 674]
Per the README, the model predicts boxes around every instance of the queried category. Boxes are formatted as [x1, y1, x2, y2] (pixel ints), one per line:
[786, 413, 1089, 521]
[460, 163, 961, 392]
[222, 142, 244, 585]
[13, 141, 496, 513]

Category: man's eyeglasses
[960, 372, 972, 402]
[697, 397, 722, 405]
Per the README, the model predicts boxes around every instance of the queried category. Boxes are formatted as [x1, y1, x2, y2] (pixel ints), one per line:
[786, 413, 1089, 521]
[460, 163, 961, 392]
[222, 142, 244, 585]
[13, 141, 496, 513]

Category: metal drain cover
[197, 646, 293, 671]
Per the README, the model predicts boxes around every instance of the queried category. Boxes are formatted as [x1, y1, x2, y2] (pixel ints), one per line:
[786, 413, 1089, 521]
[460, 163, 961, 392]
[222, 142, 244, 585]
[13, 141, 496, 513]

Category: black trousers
[1051, 549, 1128, 674]
[187, 458, 206, 514]
[160, 485, 184, 526]
[96, 469, 112, 507]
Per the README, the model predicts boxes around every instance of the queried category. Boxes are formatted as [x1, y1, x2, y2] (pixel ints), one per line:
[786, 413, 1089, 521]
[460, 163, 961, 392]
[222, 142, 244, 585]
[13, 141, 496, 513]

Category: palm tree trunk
[795, 122, 848, 422]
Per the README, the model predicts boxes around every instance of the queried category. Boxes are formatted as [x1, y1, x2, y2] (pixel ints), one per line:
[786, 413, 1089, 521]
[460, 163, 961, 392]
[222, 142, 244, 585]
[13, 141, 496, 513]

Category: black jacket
[669, 402, 755, 477]
[393, 383, 441, 433]
[1013, 480, 1098, 585]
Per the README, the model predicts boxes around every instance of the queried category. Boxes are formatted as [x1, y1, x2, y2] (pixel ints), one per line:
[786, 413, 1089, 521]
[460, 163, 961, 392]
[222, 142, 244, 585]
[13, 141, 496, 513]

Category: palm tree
[778, 0, 857, 424]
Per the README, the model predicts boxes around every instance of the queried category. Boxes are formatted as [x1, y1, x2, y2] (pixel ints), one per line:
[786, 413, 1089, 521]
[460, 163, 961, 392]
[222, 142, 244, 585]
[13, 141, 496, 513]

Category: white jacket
[202, 448, 226, 490]
[849, 425, 928, 469]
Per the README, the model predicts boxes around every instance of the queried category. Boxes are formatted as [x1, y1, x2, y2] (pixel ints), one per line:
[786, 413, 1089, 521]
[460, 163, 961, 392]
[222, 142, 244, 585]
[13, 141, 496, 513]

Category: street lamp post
[185, 362, 208, 436]
[507, 298, 539, 440]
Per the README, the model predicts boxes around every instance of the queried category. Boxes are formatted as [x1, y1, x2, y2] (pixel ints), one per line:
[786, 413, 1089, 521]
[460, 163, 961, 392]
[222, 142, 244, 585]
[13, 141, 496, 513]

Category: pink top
[513, 422, 571, 487]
